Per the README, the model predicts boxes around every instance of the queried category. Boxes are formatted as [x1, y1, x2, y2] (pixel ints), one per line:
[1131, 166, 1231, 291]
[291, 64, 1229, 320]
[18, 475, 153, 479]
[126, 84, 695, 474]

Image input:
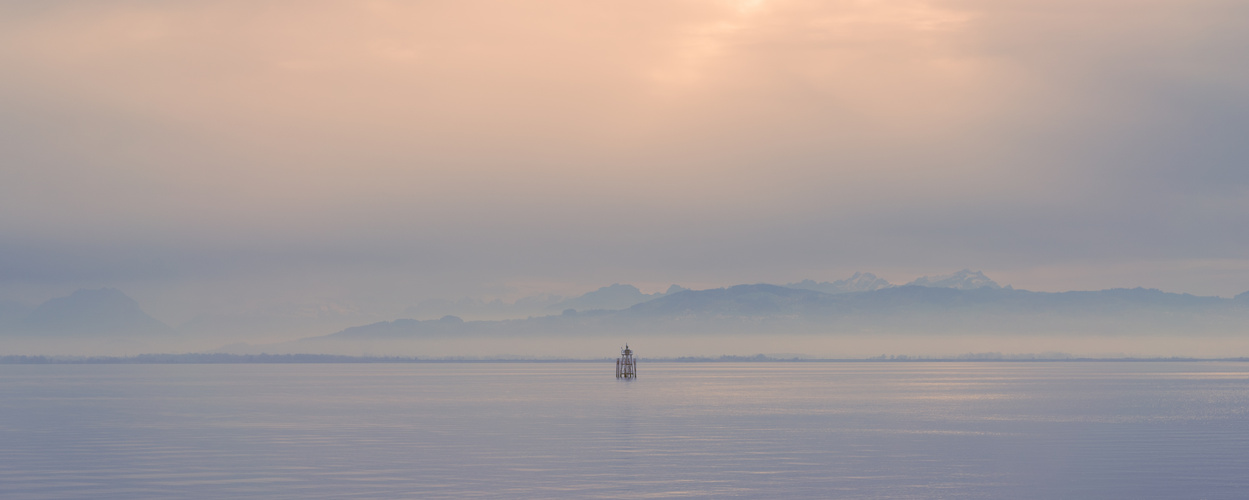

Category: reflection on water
[1, 362, 1248, 498]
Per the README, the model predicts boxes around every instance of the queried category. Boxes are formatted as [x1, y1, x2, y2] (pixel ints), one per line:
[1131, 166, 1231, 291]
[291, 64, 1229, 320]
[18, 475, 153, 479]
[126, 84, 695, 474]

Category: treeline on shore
[2, 353, 1247, 364]
[0, 353, 615, 364]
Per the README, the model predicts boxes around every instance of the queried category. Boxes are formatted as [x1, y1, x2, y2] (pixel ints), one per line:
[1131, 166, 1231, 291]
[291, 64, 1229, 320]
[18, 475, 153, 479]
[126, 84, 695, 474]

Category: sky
[2, 0, 1248, 327]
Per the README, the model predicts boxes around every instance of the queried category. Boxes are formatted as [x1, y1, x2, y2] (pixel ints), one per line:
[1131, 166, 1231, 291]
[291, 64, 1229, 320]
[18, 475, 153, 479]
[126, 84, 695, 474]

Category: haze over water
[4, 1, 1249, 496]
[3, 362, 1247, 498]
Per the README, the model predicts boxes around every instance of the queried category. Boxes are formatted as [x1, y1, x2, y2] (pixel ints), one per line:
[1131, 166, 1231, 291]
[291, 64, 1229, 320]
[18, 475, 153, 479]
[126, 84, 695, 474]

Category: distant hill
[10, 288, 174, 337]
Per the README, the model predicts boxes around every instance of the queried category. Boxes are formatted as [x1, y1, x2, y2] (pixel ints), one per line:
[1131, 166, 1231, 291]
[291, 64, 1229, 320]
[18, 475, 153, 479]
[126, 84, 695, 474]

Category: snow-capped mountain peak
[906, 269, 1001, 290]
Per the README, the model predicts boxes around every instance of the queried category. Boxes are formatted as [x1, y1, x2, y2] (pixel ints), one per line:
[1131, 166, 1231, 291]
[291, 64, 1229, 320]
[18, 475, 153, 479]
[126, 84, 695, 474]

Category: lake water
[2, 362, 1248, 499]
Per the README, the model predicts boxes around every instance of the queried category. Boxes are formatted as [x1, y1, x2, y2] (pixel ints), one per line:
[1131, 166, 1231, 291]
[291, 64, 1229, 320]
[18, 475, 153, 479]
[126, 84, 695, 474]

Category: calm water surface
[2, 362, 1248, 499]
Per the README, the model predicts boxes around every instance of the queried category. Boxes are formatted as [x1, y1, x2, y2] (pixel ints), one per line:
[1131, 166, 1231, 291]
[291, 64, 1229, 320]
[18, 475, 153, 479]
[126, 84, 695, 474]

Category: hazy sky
[2, 0, 1248, 323]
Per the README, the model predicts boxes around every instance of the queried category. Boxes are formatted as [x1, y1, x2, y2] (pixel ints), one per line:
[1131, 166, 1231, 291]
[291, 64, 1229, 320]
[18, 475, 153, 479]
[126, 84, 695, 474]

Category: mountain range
[6, 271, 1249, 356]
[308, 277, 1249, 347]
[404, 270, 996, 320]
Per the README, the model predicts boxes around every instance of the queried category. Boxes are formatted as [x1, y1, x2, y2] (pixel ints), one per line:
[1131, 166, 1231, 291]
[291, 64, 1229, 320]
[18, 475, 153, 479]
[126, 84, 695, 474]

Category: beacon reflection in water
[616, 344, 637, 379]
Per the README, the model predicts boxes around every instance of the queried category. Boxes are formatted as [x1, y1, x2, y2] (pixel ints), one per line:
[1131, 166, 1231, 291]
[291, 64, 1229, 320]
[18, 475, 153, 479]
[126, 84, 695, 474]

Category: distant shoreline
[2, 354, 1249, 364]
